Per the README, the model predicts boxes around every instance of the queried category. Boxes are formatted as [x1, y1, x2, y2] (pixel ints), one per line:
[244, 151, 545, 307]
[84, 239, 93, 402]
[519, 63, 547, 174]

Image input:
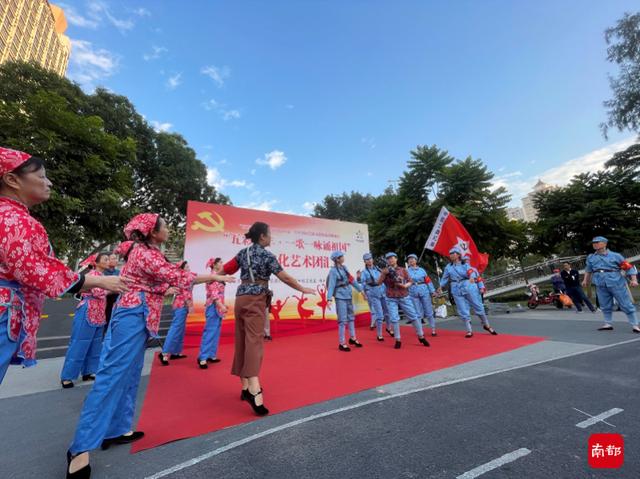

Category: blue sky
[61, 0, 639, 213]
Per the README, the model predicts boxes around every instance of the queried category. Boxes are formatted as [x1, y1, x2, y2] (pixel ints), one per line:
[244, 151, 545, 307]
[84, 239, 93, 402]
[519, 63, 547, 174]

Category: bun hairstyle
[245, 221, 270, 244]
[179, 260, 188, 270]
[124, 216, 163, 261]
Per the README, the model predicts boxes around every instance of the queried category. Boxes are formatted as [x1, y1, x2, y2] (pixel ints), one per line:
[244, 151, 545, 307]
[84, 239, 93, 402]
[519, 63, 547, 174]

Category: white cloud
[166, 73, 182, 90]
[250, 169, 257, 175]
[59, 3, 99, 28]
[256, 150, 287, 170]
[361, 137, 376, 149]
[202, 99, 241, 121]
[151, 120, 172, 132]
[67, 39, 119, 90]
[302, 201, 317, 212]
[132, 7, 151, 17]
[201, 65, 230, 87]
[206, 168, 251, 191]
[217, 158, 228, 165]
[143, 45, 167, 61]
[495, 137, 636, 206]
[239, 200, 278, 211]
[87, 0, 134, 33]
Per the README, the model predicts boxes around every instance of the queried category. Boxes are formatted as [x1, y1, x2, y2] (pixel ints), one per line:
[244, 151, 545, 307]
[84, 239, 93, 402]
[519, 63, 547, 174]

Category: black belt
[450, 279, 468, 283]
[594, 269, 617, 273]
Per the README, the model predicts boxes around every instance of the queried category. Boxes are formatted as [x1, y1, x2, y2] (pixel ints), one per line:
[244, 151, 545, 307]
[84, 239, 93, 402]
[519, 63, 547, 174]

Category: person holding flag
[406, 254, 438, 337]
[437, 247, 497, 338]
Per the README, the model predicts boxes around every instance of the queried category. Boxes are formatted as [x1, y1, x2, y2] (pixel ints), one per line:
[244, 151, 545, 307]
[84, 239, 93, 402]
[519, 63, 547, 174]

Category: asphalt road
[2, 308, 639, 478]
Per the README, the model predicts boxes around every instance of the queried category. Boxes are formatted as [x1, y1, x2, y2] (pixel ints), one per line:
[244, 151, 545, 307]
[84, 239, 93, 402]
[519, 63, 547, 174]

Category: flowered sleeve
[266, 251, 284, 276]
[139, 248, 196, 289]
[1, 217, 79, 297]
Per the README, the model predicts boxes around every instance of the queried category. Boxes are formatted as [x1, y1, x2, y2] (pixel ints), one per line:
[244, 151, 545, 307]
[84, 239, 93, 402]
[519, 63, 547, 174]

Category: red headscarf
[113, 241, 134, 256]
[206, 257, 218, 270]
[0, 146, 32, 176]
[79, 254, 97, 267]
[124, 213, 160, 240]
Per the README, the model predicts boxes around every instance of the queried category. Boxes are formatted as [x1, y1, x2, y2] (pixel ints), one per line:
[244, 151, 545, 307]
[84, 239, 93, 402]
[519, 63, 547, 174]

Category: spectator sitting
[103, 253, 120, 276]
[551, 269, 566, 294]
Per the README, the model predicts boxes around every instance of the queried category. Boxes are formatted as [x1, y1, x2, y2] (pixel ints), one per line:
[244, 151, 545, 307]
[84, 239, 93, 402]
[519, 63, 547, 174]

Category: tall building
[0, 1, 71, 76]
[521, 179, 556, 222]
[506, 207, 525, 221]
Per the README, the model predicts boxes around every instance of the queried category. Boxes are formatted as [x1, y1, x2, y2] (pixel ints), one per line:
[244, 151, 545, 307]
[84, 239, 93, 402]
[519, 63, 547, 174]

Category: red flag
[424, 207, 489, 272]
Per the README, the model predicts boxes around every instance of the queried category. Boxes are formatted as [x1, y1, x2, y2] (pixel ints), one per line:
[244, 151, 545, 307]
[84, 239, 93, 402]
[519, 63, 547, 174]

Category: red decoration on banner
[588, 433, 624, 469]
[424, 207, 489, 272]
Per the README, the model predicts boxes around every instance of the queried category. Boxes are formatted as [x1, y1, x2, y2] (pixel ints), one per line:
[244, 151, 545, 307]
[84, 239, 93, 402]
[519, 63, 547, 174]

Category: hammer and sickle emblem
[191, 211, 225, 232]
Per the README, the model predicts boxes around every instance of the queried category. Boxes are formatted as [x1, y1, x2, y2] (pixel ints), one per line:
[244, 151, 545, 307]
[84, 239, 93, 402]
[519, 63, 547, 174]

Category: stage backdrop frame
[184, 201, 371, 324]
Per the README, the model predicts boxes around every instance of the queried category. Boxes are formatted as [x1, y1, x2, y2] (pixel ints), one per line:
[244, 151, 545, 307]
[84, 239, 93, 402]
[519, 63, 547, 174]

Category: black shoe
[241, 389, 250, 401]
[82, 375, 95, 382]
[598, 326, 614, 331]
[483, 325, 498, 335]
[338, 344, 351, 352]
[158, 352, 169, 366]
[419, 337, 430, 347]
[61, 380, 74, 389]
[206, 357, 221, 363]
[264, 335, 273, 341]
[394, 340, 401, 349]
[348, 338, 363, 348]
[377, 336, 384, 342]
[465, 332, 474, 338]
[247, 389, 269, 416]
[431, 331, 437, 337]
[67, 450, 91, 479]
[197, 359, 208, 369]
[169, 354, 187, 360]
[633, 328, 640, 334]
[386, 328, 395, 337]
[101, 431, 145, 450]
[369, 325, 375, 330]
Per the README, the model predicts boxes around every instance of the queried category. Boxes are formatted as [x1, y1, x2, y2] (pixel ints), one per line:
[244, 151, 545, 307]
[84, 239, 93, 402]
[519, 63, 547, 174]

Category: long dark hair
[245, 222, 269, 244]
[124, 216, 163, 261]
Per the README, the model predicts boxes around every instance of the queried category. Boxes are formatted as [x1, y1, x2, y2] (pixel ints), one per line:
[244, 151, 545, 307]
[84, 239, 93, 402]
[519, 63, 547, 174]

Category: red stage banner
[183, 201, 371, 325]
[424, 206, 489, 272]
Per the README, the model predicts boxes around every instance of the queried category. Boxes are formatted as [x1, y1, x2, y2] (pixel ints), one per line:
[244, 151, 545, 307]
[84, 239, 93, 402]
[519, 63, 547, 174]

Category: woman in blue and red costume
[60, 252, 111, 388]
[66, 213, 236, 478]
[0, 147, 128, 385]
[159, 261, 194, 365]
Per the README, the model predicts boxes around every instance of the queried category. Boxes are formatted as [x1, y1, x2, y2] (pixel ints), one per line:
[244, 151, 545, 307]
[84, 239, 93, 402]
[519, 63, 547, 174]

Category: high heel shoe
[247, 389, 269, 416]
[483, 325, 498, 335]
[82, 374, 95, 381]
[241, 389, 250, 401]
[338, 344, 351, 352]
[394, 340, 401, 349]
[101, 431, 145, 450]
[67, 451, 91, 479]
[198, 359, 208, 369]
[419, 337, 430, 347]
[158, 352, 169, 366]
[386, 328, 395, 337]
[61, 380, 74, 389]
[348, 338, 363, 348]
[169, 354, 187, 360]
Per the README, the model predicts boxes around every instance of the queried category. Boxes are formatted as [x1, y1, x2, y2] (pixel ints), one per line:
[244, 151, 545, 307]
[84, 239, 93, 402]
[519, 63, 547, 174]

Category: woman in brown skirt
[223, 222, 315, 415]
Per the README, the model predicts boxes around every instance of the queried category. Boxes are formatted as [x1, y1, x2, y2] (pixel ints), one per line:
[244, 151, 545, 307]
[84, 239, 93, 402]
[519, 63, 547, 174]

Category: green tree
[601, 12, 640, 136]
[312, 191, 375, 223]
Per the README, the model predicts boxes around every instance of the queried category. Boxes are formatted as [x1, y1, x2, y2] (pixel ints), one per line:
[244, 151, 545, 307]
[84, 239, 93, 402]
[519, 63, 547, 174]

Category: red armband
[347, 274, 354, 284]
[223, 258, 239, 275]
[621, 261, 633, 271]
[467, 269, 475, 277]
[424, 276, 432, 284]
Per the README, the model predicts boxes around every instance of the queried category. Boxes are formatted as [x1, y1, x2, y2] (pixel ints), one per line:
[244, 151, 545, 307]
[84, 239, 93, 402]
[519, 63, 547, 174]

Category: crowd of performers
[0, 146, 638, 478]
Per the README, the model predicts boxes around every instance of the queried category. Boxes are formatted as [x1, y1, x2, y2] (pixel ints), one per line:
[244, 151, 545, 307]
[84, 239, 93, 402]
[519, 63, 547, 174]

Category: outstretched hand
[301, 287, 316, 295]
[101, 276, 129, 294]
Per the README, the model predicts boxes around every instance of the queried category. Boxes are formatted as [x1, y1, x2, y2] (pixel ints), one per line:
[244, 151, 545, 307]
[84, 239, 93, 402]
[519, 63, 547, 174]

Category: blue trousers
[452, 284, 489, 332]
[163, 307, 188, 355]
[199, 304, 222, 360]
[60, 303, 104, 380]
[0, 310, 18, 385]
[410, 291, 435, 329]
[69, 303, 148, 454]
[336, 298, 356, 344]
[596, 284, 638, 326]
[366, 292, 386, 336]
[385, 296, 423, 340]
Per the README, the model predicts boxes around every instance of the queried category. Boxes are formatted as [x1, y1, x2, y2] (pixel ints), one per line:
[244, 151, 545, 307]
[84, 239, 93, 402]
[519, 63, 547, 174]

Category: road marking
[574, 408, 623, 429]
[456, 448, 532, 479]
[572, 408, 616, 427]
[144, 337, 640, 479]
[36, 345, 70, 352]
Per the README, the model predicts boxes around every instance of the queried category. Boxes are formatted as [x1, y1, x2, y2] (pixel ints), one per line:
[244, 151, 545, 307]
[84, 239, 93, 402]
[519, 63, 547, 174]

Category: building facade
[521, 179, 556, 222]
[506, 207, 525, 221]
[0, 1, 71, 76]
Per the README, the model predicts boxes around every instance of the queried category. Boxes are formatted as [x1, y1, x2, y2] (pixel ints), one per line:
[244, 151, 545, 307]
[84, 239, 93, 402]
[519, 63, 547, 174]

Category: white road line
[456, 448, 532, 479]
[572, 408, 615, 427]
[144, 337, 640, 479]
[575, 408, 623, 429]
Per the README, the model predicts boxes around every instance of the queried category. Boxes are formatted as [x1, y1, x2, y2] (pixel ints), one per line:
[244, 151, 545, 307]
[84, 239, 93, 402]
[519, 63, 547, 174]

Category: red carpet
[132, 327, 544, 453]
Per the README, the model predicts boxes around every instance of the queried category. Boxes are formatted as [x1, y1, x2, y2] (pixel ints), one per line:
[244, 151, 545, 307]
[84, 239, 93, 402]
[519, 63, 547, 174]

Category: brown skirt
[231, 293, 268, 378]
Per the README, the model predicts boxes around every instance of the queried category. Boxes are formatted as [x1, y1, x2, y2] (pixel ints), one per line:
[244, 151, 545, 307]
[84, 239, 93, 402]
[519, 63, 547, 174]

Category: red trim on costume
[424, 276, 432, 284]
[223, 258, 239, 275]
[621, 261, 633, 271]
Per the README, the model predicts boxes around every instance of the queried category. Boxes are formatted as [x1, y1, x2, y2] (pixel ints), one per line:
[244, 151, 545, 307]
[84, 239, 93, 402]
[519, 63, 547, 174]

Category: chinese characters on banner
[184, 201, 370, 322]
